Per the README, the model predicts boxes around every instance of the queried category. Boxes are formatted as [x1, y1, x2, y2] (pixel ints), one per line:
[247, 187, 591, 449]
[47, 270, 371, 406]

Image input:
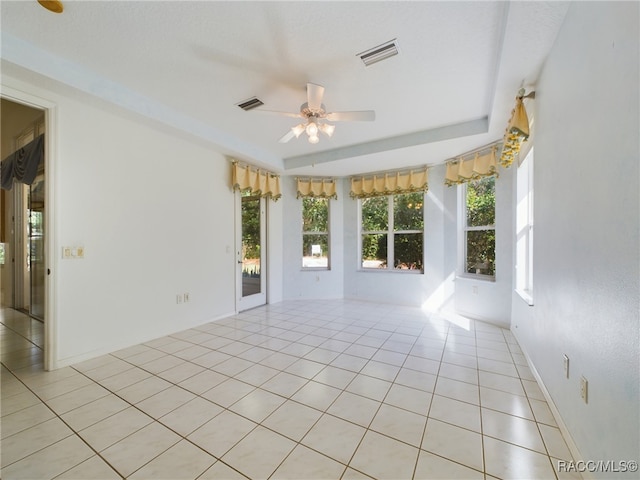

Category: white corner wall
[511, 1, 639, 472]
[3, 74, 244, 368]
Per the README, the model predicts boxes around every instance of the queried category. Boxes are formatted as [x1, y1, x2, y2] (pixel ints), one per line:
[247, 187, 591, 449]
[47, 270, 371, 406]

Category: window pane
[393, 192, 424, 231]
[302, 234, 329, 268]
[466, 230, 495, 276]
[362, 233, 387, 268]
[394, 233, 423, 270]
[302, 197, 328, 232]
[241, 195, 261, 297]
[466, 176, 495, 227]
[362, 196, 388, 231]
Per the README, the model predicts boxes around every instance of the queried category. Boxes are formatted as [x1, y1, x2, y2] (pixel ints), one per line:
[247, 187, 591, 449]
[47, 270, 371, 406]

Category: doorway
[1, 100, 46, 322]
[236, 192, 267, 311]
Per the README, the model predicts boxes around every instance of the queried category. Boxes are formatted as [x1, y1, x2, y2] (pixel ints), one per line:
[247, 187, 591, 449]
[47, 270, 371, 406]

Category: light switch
[62, 246, 85, 259]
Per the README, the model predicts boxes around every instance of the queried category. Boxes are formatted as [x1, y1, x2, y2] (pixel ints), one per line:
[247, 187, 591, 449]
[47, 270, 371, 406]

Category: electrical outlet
[580, 376, 588, 403]
[184, 292, 190, 303]
[472, 285, 478, 295]
[176, 294, 183, 304]
[563, 354, 569, 378]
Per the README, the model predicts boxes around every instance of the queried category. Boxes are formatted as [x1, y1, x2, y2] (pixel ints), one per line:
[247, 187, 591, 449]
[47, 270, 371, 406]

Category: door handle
[237, 260, 243, 264]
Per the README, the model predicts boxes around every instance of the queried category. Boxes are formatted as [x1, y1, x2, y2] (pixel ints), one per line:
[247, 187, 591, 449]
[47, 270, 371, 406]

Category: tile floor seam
[1, 365, 125, 478]
[65, 367, 251, 477]
[476, 324, 488, 479]
[2, 304, 579, 480]
[501, 328, 560, 474]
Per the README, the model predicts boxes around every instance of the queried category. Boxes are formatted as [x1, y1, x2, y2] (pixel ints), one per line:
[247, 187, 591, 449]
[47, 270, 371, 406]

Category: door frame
[235, 191, 267, 312]
[2, 85, 57, 371]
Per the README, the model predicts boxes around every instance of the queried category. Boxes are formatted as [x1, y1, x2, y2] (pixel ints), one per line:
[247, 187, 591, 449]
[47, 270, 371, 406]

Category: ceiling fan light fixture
[305, 118, 319, 137]
[265, 83, 374, 144]
[320, 123, 335, 137]
[292, 124, 306, 138]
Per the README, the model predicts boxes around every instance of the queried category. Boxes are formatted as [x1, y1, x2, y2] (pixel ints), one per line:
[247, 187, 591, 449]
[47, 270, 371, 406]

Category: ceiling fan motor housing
[301, 102, 326, 118]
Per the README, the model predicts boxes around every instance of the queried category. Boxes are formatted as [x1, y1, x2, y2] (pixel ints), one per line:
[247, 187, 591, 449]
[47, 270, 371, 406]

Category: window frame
[301, 196, 330, 270]
[358, 192, 425, 273]
[515, 148, 534, 305]
[458, 176, 496, 281]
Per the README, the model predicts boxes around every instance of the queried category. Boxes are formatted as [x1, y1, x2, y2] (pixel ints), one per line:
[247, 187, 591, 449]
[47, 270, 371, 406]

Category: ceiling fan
[259, 83, 375, 144]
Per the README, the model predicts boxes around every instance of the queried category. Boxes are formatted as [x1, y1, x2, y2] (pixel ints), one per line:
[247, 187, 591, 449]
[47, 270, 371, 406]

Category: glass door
[236, 193, 266, 311]
[29, 173, 45, 320]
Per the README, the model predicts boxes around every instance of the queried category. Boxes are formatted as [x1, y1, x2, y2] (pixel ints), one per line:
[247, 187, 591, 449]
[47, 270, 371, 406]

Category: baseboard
[53, 309, 237, 370]
[514, 336, 590, 479]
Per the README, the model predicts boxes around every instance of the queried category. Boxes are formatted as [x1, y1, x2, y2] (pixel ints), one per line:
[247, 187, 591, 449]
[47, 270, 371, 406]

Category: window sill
[359, 268, 424, 275]
[515, 289, 534, 306]
[456, 273, 496, 283]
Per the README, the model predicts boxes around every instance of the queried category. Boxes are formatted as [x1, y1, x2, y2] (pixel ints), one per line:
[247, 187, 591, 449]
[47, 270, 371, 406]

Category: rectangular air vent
[357, 39, 399, 66]
[236, 97, 264, 111]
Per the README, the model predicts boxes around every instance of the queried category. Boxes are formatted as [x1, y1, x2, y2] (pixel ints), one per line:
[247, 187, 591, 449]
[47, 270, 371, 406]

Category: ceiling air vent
[357, 39, 399, 66]
[236, 97, 264, 111]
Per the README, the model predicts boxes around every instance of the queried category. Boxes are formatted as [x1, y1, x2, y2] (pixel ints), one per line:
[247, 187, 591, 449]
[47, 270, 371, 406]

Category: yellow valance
[500, 95, 531, 167]
[445, 146, 498, 186]
[350, 168, 428, 199]
[296, 178, 337, 199]
[231, 162, 281, 200]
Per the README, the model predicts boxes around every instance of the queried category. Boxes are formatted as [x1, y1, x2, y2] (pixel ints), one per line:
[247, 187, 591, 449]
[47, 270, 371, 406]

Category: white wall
[3, 74, 244, 368]
[267, 192, 284, 305]
[511, 2, 639, 472]
[282, 176, 344, 300]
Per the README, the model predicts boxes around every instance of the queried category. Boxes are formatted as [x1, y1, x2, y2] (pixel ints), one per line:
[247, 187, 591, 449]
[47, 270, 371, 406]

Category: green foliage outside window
[302, 197, 329, 268]
[242, 195, 261, 260]
[302, 197, 328, 232]
[361, 192, 424, 270]
[465, 176, 496, 276]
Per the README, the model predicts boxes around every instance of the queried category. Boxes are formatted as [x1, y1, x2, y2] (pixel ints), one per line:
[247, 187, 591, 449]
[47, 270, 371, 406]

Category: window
[515, 149, 534, 304]
[360, 192, 424, 271]
[462, 176, 496, 277]
[302, 197, 329, 268]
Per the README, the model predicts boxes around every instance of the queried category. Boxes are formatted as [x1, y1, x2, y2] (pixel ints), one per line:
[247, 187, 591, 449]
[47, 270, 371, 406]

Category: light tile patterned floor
[1, 301, 580, 479]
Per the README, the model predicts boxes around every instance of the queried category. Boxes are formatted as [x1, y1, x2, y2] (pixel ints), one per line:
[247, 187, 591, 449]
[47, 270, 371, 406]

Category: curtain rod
[446, 139, 502, 164]
[231, 159, 280, 177]
[349, 164, 429, 180]
[295, 177, 336, 182]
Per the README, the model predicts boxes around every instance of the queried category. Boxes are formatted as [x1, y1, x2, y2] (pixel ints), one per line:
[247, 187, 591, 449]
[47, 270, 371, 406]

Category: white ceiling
[1, 1, 569, 177]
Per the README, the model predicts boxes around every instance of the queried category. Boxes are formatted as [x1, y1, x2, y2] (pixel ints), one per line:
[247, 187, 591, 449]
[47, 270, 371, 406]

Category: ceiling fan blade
[255, 109, 303, 119]
[278, 129, 297, 143]
[278, 124, 306, 143]
[307, 83, 325, 111]
[326, 110, 376, 122]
